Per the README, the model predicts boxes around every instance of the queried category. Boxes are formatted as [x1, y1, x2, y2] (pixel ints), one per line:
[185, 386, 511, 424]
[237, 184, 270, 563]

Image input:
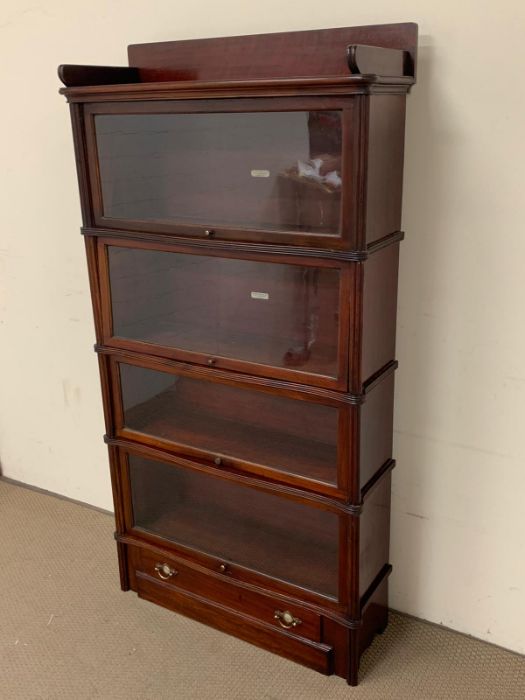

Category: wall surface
[1, 1, 524, 655]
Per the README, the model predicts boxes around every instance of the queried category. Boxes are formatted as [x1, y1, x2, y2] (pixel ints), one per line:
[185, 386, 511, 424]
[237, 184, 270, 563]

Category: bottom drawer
[137, 547, 321, 642]
[136, 571, 333, 675]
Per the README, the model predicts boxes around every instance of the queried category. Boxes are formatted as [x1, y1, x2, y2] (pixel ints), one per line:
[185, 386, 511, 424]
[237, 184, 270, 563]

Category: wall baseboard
[0, 475, 113, 516]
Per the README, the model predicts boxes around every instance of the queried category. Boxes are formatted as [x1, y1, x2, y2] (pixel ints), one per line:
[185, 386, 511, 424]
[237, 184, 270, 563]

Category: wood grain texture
[137, 546, 322, 641]
[365, 95, 407, 245]
[136, 572, 334, 673]
[361, 243, 400, 382]
[60, 22, 415, 685]
[128, 24, 418, 81]
[60, 76, 414, 103]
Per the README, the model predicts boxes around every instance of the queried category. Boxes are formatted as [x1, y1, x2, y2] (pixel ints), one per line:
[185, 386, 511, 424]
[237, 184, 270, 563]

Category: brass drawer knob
[214, 456, 222, 466]
[274, 610, 302, 629]
[218, 562, 229, 574]
[204, 229, 215, 237]
[207, 358, 216, 366]
[155, 562, 177, 580]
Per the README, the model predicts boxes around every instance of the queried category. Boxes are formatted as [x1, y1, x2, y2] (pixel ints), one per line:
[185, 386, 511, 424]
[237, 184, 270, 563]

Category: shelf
[125, 383, 338, 485]
[116, 324, 339, 378]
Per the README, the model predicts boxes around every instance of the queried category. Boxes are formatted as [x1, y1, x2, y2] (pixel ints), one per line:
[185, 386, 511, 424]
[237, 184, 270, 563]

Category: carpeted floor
[1, 479, 524, 699]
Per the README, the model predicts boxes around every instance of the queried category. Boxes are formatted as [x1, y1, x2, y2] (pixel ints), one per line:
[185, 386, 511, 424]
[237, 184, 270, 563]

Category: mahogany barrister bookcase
[59, 23, 417, 685]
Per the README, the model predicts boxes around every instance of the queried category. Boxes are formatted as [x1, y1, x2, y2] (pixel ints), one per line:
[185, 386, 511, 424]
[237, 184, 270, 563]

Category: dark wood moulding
[81, 226, 405, 261]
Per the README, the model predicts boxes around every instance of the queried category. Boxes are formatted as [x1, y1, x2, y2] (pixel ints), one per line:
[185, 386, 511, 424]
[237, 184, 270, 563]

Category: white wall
[1, 1, 524, 655]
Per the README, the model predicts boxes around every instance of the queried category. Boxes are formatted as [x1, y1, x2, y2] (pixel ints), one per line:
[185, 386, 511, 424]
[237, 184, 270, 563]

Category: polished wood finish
[58, 64, 140, 88]
[127, 24, 417, 82]
[137, 546, 323, 641]
[58, 23, 416, 91]
[59, 23, 416, 686]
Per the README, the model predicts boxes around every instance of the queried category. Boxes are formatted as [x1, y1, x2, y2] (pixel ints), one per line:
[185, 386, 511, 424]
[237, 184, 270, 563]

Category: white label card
[250, 291, 269, 300]
[251, 169, 270, 178]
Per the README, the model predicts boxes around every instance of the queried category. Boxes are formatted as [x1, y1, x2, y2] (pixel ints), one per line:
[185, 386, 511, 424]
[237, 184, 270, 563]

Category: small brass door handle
[155, 562, 177, 580]
[274, 610, 302, 629]
[218, 562, 229, 573]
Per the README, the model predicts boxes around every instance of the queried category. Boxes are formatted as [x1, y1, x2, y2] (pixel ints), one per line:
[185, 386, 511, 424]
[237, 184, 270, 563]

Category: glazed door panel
[84, 99, 357, 248]
[100, 239, 350, 389]
[112, 357, 348, 494]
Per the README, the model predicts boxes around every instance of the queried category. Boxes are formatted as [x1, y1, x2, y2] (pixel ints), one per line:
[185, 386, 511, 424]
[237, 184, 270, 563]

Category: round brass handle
[218, 563, 229, 573]
[214, 456, 222, 466]
[274, 610, 302, 629]
[204, 229, 215, 237]
[207, 358, 216, 366]
[155, 562, 177, 580]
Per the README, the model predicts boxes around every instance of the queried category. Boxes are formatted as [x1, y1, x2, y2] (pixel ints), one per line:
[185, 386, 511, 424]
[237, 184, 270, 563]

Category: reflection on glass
[108, 246, 340, 378]
[120, 363, 338, 485]
[95, 111, 342, 234]
[129, 453, 339, 597]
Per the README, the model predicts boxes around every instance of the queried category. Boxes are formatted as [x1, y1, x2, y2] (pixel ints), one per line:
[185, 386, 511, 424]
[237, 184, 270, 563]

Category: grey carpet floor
[1, 478, 524, 699]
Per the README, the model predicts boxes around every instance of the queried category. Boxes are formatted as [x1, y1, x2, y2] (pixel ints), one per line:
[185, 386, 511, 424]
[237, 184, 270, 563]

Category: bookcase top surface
[127, 23, 418, 81]
[58, 23, 417, 100]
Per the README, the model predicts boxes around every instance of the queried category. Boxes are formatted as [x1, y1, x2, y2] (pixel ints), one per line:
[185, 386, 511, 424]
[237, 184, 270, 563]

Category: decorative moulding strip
[359, 563, 393, 612]
[95, 344, 365, 406]
[105, 435, 363, 516]
[360, 459, 396, 502]
[81, 227, 404, 261]
[362, 360, 399, 395]
[60, 75, 413, 102]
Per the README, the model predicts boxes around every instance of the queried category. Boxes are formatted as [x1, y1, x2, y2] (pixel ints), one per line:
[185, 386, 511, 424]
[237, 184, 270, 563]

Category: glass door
[112, 356, 348, 495]
[85, 99, 355, 248]
[100, 239, 350, 389]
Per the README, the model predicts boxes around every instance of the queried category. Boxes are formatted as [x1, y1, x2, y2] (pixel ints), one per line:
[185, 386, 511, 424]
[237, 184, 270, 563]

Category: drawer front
[99, 238, 350, 390]
[137, 547, 321, 642]
[85, 99, 354, 249]
[122, 448, 341, 601]
[135, 571, 332, 675]
[110, 354, 348, 494]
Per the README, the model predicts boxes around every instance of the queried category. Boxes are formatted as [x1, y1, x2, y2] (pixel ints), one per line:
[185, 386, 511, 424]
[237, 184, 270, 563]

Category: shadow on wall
[390, 37, 446, 613]
[391, 27, 512, 629]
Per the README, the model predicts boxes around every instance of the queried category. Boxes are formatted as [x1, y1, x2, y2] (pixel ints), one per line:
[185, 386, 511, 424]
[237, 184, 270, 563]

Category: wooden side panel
[68, 104, 94, 227]
[361, 243, 400, 383]
[359, 575, 389, 653]
[322, 618, 352, 681]
[365, 95, 407, 245]
[358, 472, 391, 599]
[359, 373, 395, 491]
[107, 445, 130, 591]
